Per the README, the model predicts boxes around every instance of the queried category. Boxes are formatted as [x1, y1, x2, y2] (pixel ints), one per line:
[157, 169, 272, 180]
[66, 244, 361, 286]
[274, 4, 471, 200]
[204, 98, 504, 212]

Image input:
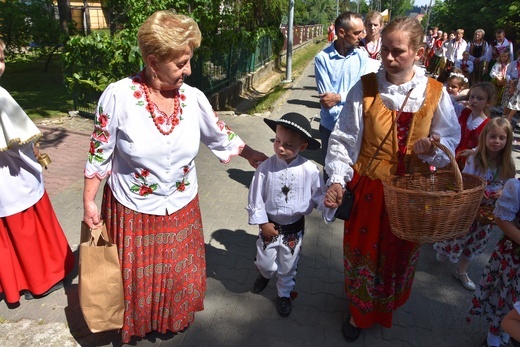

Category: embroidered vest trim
[352, 73, 443, 180]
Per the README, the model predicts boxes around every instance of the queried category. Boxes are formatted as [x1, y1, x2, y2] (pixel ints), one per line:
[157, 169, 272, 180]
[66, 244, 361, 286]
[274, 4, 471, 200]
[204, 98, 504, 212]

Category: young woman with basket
[434, 118, 516, 291]
[468, 177, 520, 347]
[323, 17, 461, 342]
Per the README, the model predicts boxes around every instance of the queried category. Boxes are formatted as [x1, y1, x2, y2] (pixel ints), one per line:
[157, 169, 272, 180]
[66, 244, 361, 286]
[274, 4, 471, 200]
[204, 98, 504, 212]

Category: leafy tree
[0, 0, 65, 69]
[381, 0, 414, 18]
[0, 0, 31, 50]
[431, 0, 519, 47]
[56, 0, 72, 35]
[63, 0, 288, 106]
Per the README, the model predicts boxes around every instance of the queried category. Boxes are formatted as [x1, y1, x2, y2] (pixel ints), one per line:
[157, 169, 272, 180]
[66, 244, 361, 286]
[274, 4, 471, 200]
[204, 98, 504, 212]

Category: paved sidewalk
[0, 59, 517, 346]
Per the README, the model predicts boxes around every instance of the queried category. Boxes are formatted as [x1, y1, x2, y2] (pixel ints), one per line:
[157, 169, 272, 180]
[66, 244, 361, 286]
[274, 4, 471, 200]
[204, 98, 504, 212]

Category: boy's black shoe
[253, 274, 270, 293]
[277, 296, 292, 317]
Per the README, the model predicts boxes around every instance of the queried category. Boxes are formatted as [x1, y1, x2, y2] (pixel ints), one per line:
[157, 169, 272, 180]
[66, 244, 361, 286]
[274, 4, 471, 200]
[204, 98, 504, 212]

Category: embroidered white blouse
[325, 66, 461, 186]
[246, 154, 334, 225]
[463, 155, 508, 205]
[84, 73, 245, 216]
[494, 178, 520, 222]
[0, 87, 44, 217]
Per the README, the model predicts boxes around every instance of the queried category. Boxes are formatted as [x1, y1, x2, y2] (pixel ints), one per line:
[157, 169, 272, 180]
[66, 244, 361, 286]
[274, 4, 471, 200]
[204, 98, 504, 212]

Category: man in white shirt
[447, 29, 468, 67]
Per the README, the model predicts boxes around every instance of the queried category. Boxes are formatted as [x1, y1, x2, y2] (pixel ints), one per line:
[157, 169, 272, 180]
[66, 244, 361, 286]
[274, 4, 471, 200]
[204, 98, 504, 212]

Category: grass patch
[251, 38, 327, 113]
[1, 55, 73, 120]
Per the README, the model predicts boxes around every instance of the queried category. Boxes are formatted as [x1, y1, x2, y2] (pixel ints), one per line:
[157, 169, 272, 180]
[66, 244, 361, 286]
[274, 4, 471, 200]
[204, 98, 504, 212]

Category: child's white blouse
[494, 178, 520, 222]
[463, 155, 507, 204]
[246, 154, 332, 225]
[84, 74, 245, 216]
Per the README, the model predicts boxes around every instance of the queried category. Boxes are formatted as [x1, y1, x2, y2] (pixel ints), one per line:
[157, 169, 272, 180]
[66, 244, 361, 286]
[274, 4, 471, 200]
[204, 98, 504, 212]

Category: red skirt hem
[0, 191, 74, 303]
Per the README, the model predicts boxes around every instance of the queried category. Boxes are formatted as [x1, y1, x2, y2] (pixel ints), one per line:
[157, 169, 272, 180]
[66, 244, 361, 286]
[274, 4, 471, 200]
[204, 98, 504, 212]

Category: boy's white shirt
[246, 154, 336, 226]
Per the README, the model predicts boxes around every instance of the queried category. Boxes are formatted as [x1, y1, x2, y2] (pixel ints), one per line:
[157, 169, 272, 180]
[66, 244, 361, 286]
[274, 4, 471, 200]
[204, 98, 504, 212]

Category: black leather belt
[268, 216, 305, 234]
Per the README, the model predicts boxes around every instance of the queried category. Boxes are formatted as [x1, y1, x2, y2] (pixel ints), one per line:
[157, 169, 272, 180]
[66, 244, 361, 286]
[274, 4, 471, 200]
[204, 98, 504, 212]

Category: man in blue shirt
[315, 11, 380, 181]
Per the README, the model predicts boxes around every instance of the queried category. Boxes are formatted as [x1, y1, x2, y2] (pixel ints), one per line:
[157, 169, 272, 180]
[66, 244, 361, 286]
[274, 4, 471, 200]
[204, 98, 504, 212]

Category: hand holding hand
[325, 183, 344, 208]
[241, 145, 268, 168]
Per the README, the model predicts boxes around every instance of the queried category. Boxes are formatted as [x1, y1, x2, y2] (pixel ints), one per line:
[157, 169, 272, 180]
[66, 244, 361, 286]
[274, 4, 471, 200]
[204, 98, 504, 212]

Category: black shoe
[24, 281, 64, 300]
[253, 274, 270, 293]
[179, 324, 190, 333]
[277, 296, 292, 317]
[342, 317, 362, 342]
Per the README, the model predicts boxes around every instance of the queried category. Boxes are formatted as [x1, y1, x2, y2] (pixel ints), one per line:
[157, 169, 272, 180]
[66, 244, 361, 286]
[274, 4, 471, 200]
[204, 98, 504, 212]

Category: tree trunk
[57, 0, 71, 35]
[83, 0, 91, 35]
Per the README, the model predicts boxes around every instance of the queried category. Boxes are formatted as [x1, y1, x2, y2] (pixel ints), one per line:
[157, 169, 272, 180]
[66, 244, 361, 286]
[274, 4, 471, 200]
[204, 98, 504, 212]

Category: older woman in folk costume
[324, 17, 460, 342]
[467, 29, 490, 85]
[82, 11, 266, 343]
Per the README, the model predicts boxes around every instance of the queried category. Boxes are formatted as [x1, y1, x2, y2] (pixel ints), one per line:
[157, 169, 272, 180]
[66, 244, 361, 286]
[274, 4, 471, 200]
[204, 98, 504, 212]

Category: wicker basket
[382, 142, 487, 243]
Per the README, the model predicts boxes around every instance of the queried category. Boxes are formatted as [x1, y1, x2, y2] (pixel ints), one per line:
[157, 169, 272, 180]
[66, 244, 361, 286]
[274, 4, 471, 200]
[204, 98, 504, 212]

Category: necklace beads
[140, 72, 181, 136]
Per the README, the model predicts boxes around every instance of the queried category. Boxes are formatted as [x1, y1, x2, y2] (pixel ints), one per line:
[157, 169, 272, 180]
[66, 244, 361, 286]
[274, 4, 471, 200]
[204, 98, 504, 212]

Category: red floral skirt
[0, 191, 74, 303]
[344, 173, 421, 328]
[102, 185, 206, 343]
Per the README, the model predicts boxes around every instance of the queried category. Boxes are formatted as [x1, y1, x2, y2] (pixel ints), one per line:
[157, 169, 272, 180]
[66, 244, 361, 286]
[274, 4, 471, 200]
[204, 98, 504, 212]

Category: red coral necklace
[140, 72, 180, 135]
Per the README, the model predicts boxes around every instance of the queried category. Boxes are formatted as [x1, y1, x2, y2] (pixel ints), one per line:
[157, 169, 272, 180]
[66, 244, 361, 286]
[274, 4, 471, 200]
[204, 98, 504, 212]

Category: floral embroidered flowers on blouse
[88, 105, 110, 164]
[176, 166, 191, 192]
[131, 169, 158, 196]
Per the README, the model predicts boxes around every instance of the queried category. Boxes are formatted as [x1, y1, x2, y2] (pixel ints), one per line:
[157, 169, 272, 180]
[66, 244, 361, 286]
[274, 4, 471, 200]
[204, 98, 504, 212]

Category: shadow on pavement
[226, 168, 255, 189]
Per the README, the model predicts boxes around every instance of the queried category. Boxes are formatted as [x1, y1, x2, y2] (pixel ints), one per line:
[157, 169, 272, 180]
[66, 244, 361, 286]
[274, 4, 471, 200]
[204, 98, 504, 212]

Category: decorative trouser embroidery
[255, 230, 303, 297]
[282, 233, 300, 255]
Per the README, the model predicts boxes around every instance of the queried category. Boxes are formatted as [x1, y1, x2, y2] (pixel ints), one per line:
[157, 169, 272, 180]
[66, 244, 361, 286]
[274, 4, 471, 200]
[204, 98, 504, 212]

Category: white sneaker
[436, 253, 447, 262]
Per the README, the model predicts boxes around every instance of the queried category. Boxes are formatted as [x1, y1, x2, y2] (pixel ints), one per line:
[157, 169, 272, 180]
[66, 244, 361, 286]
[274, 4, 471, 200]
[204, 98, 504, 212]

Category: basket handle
[432, 141, 463, 192]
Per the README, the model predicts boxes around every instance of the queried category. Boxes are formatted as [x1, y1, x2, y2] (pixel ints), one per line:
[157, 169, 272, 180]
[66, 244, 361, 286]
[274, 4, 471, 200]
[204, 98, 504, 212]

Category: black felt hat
[264, 112, 321, 150]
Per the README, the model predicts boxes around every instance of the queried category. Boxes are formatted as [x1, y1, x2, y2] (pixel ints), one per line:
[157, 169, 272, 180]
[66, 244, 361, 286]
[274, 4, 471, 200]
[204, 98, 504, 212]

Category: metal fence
[75, 24, 323, 116]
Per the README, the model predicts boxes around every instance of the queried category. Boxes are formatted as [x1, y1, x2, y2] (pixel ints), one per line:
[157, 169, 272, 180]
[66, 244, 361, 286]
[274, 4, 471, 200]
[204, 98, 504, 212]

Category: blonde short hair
[0, 39, 5, 52]
[365, 11, 383, 26]
[138, 10, 201, 63]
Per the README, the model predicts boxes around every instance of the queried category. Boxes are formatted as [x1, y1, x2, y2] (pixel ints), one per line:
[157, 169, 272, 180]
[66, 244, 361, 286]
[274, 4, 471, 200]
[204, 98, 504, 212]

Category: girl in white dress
[434, 118, 515, 291]
[468, 176, 520, 347]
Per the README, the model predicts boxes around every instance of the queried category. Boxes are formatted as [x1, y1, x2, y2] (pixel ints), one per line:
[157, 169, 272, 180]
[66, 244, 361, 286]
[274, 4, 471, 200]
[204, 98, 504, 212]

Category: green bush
[62, 30, 141, 106]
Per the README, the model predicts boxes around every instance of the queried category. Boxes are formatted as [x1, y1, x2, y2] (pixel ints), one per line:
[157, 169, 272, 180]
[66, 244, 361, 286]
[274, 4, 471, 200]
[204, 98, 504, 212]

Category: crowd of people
[317, 11, 519, 347]
[423, 26, 520, 122]
[0, 8, 519, 347]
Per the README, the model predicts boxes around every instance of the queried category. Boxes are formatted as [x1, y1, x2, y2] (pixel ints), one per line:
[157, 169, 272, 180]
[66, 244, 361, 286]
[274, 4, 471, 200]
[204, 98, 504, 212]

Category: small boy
[455, 51, 474, 79]
[246, 112, 334, 317]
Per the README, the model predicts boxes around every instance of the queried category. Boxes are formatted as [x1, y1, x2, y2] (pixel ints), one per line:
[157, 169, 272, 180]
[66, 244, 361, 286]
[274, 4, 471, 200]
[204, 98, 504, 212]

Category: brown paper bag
[79, 222, 124, 333]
